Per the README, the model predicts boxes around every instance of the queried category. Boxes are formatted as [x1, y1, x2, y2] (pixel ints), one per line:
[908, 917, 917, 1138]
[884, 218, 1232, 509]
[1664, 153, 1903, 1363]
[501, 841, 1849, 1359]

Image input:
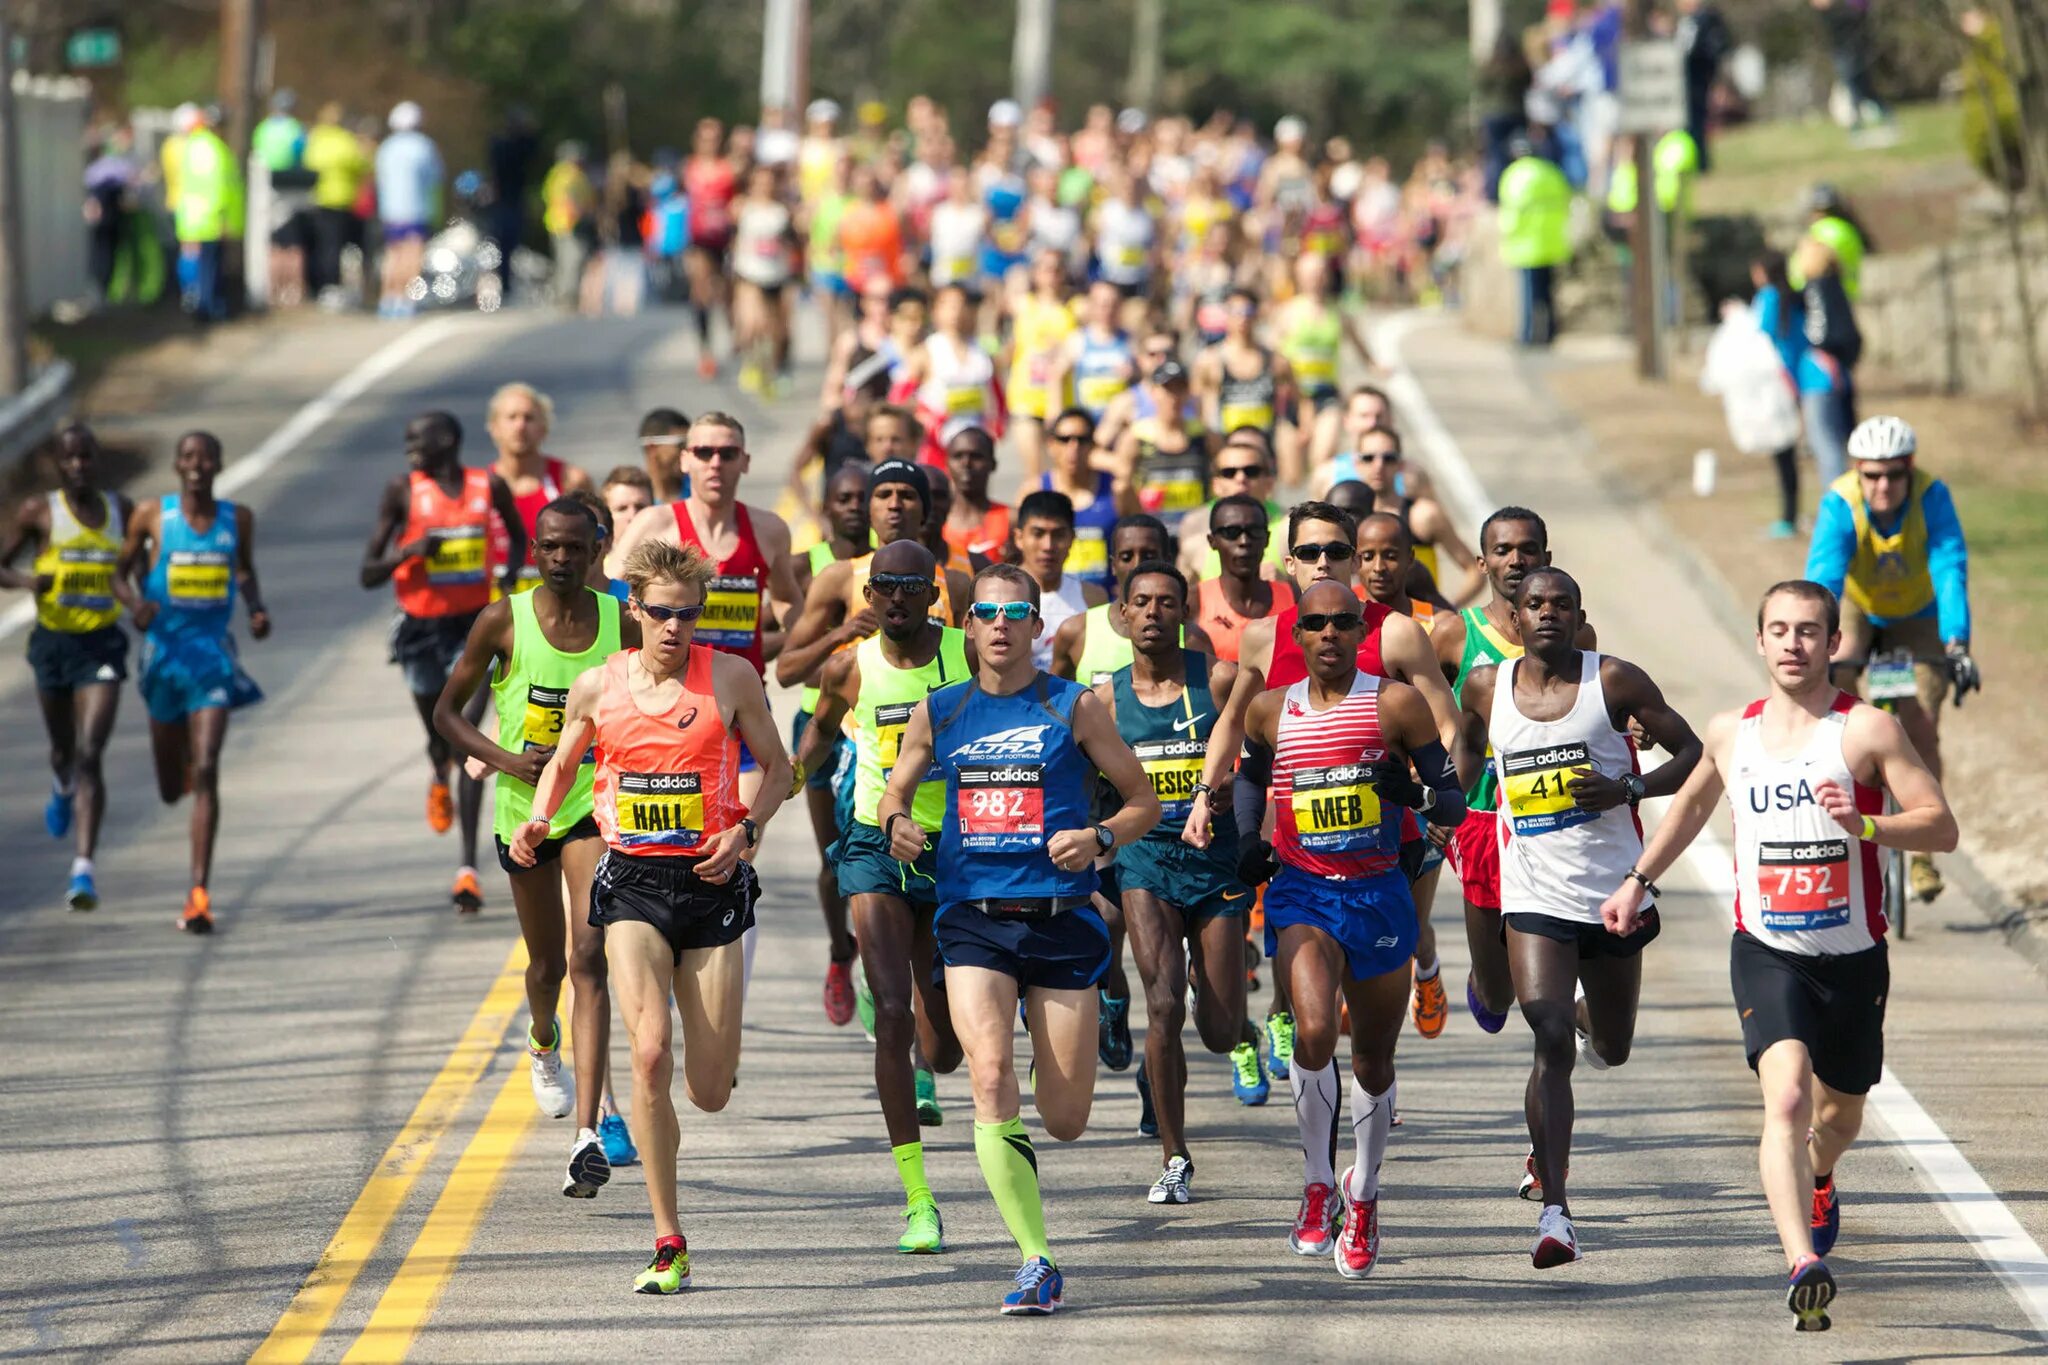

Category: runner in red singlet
[487, 382, 592, 594]
[683, 118, 739, 378]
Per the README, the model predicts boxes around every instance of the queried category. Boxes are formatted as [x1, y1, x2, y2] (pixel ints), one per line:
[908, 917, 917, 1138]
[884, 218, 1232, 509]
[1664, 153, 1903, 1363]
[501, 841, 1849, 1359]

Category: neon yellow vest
[34, 491, 123, 633]
[1835, 468, 1934, 621]
[851, 627, 969, 828]
[492, 589, 621, 839]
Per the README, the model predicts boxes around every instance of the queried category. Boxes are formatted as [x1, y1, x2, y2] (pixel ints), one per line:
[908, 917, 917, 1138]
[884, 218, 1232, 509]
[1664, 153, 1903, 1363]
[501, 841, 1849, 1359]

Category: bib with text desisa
[1290, 762, 1385, 853]
[1757, 837, 1852, 931]
[167, 549, 231, 605]
[955, 761, 1046, 852]
[1499, 741, 1597, 836]
[54, 545, 116, 609]
[1135, 737, 1205, 821]
[614, 771, 707, 850]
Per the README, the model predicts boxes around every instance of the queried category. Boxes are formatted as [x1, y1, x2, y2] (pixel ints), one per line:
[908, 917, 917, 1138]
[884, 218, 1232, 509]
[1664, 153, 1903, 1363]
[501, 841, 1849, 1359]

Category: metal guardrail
[0, 359, 77, 467]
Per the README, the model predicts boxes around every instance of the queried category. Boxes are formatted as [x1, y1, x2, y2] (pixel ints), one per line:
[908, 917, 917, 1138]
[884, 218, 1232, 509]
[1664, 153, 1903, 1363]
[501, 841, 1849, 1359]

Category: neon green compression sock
[893, 1140, 932, 1207]
[974, 1117, 1052, 1264]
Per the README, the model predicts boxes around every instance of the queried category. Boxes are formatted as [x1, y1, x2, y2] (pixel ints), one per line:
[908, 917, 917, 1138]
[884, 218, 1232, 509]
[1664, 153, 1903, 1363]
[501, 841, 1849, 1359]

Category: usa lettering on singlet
[1729, 691, 1886, 956]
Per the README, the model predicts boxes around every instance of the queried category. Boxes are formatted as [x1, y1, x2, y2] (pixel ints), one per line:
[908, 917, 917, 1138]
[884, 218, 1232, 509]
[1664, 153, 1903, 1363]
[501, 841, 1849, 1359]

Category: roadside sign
[1618, 40, 1685, 133]
[65, 27, 120, 68]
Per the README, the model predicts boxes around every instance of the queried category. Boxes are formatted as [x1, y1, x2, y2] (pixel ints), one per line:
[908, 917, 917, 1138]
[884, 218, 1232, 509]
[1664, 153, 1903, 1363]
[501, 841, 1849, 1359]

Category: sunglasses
[1211, 522, 1268, 542]
[968, 601, 1039, 621]
[1859, 466, 1911, 483]
[635, 600, 705, 623]
[641, 435, 686, 448]
[866, 572, 933, 597]
[1360, 451, 1401, 464]
[1051, 430, 1091, 445]
[1298, 611, 1364, 632]
[1291, 541, 1355, 564]
[1216, 464, 1266, 480]
[687, 444, 746, 462]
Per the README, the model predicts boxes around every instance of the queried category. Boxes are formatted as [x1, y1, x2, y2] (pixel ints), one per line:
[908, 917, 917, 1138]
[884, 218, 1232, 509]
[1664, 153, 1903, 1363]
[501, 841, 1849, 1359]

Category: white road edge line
[1, 314, 467, 646]
[1371, 308, 2048, 1336]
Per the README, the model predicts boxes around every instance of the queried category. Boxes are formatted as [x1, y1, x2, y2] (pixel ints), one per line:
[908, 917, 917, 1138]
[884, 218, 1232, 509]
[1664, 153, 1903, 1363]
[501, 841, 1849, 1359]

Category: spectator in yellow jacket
[303, 103, 372, 304]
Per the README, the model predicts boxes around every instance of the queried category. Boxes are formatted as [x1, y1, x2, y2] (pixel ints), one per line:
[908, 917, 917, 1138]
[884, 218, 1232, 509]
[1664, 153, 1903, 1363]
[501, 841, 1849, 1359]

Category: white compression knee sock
[1291, 1059, 1339, 1189]
[1347, 1074, 1395, 1203]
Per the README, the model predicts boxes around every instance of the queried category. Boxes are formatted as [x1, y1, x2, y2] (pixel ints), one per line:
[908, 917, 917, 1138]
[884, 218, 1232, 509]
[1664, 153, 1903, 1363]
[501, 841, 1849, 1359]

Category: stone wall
[1854, 223, 2048, 402]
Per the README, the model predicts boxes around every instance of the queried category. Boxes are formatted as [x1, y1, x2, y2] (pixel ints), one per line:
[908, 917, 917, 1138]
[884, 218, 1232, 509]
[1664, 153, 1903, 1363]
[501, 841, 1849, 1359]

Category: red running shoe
[1289, 1182, 1341, 1256]
[823, 957, 856, 1027]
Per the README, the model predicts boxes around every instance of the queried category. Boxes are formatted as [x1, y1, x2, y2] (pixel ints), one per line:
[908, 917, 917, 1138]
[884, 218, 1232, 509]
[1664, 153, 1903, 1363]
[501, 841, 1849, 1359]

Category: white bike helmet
[1846, 415, 1917, 462]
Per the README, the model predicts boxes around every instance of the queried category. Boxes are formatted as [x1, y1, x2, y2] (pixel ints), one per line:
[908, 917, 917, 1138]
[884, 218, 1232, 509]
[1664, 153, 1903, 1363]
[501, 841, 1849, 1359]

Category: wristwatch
[1093, 822, 1116, 853]
[1619, 772, 1647, 807]
[740, 817, 759, 848]
[1418, 785, 1437, 814]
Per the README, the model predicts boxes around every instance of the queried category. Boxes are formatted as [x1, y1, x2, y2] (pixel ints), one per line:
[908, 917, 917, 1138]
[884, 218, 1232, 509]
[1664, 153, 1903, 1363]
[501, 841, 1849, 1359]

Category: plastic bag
[1701, 303, 1803, 455]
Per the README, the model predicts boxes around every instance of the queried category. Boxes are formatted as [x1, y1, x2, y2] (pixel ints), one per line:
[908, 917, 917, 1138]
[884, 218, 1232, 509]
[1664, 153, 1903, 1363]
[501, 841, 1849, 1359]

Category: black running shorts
[590, 850, 757, 964]
[1503, 908, 1660, 959]
[1730, 930, 1888, 1096]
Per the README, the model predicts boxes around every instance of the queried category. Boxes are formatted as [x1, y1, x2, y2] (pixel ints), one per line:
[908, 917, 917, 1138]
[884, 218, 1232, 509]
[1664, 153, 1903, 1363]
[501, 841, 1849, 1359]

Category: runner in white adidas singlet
[1601, 579, 1956, 1333]
[1458, 566, 1700, 1271]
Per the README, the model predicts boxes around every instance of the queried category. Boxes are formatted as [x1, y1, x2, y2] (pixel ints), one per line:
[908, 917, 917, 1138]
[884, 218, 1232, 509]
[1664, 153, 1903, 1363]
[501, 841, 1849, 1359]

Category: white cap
[1116, 107, 1148, 135]
[806, 98, 841, 125]
[1274, 115, 1306, 144]
[173, 102, 202, 132]
[388, 100, 423, 132]
[988, 99, 1023, 129]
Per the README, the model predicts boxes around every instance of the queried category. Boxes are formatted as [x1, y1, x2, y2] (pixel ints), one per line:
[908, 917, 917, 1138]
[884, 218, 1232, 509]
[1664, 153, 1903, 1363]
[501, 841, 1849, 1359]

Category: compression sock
[52, 774, 75, 796]
[1346, 1074, 1395, 1202]
[528, 1018, 559, 1051]
[1290, 1059, 1339, 1189]
[1415, 958, 1441, 982]
[893, 1140, 932, 1207]
[974, 1117, 1051, 1263]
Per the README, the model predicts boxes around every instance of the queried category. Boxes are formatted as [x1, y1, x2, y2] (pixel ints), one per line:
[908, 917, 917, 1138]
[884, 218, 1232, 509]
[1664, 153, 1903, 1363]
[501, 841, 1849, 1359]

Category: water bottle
[1692, 448, 1717, 498]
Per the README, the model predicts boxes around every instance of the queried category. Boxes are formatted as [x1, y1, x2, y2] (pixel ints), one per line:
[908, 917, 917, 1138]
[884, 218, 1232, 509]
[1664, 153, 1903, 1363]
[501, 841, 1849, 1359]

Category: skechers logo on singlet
[1747, 779, 1819, 813]
[949, 725, 1050, 760]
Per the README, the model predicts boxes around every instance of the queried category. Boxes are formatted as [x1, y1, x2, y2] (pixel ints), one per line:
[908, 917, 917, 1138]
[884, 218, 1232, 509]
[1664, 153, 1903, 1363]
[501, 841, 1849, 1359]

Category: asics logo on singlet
[1746, 779, 1818, 813]
[949, 725, 1049, 760]
[675, 707, 699, 731]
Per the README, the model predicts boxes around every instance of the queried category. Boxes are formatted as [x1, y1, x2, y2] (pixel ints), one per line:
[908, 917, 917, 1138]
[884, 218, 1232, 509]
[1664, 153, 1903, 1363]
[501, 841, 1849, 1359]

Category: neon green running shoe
[634, 1238, 691, 1294]
[1266, 1011, 1296, 1080]
[898, 1197, 946, 1254]
[855, 973, 876, 1042]
[915, 1067, 942, 1126]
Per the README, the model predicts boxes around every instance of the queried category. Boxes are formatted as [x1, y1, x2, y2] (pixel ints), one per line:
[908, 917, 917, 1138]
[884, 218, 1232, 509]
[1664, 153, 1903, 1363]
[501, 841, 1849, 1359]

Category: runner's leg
[1466, 900, 1515, 1014]
[457, 688, 488, 871]
[70, 682, 120, 860]
[149, 716, 190, 804]
[609, 921, 682, 1239]
[560, 836, 610, 1132]
[1190, 907, 1258, 1053]
[806, 783, 854, 960]
[853, 893, 926, 1148]
[909, 907, 961, 1070]
[1576, 951, 1643, 1068]
[1279, 924, 1346, 1188]
[1339, 960, 1410, 1204]
[1023, 984, 1099, 1142]
[949, 963, 1052, 1262]
[1125, 888, 1192, 1160]
[674, 936, 745, 1113]
[37, 685, 76, 811]
[186, 706, 230, 890]
[1509, 927, 1583, 1212]
[506, 863, 569, 1045]
[1757, 1039, 1820, 1267]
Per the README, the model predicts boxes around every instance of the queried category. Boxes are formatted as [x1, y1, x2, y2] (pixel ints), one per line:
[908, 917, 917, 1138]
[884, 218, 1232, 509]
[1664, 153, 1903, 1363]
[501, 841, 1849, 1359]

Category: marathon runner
[1273, 253, 1372, 448]
[1062, 280, 1137, 425]
[1194, 289, 1294, 479]
[1034, 407, 1134, 597]
[602, 466, 655, 545]
[895, 283, 1004, 467]
[1094, 326, 1195, 454]
[1805, 416, 1978, 903]
[1049, 513, 1211, 685]
[635, 407, 688, 505]
[487, 382, 591, 593]
[1091, 167, 1157, 300]
[1173, 428, 1287, 585]
[1457, 566, 1700, 1268]
[1009, 489, 1105, 670]
[1318, 423, 1478, 604]
[941, 424, 1012, 566]
[509, 539, 791, 1295]
[1098, 561, 1270, 1204]
[1307, 382, 1392, 489]
[876, 561, 1162, 1314]
[682, 117, 739, 378]
[113, 431, 270, 933]
[731, 163, 800, 397]
[1005, 249, 1079, 479]
[360, 411, 527, 913]
[1111, 359, 1210, 522]
[1190, 492, 1294, 664]
[795, 539, 970, 1255]
[434, 496, 638, 1187]
[0, 425, 133, 910]
[1196, 579, 1465, 1275]
[1600, 579, 1957, 1331]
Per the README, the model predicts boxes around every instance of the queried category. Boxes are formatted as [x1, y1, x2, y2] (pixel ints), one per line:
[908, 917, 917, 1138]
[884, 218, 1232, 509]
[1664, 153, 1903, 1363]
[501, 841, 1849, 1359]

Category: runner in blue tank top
[115, 431, 271, 932]
[878, 561, 1161, 1317]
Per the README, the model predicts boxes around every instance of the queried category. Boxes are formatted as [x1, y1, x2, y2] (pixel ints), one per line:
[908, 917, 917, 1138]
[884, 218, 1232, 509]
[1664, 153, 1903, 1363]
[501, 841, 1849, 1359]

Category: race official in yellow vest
[173, 106, 244, 322]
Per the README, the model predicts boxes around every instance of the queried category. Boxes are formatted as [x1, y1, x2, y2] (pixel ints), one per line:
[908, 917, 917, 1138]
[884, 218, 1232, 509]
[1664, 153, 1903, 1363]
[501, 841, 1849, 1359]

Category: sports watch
[1619, 773, 1647, 807]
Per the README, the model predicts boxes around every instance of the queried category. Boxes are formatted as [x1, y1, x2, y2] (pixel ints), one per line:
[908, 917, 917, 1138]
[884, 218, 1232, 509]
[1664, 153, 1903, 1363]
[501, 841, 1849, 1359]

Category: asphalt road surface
[2, 305, 2044, 1362]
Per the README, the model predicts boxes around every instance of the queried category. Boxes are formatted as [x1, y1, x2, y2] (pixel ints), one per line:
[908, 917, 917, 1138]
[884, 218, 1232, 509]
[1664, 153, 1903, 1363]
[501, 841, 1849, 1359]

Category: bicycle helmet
[1846, 415, 1917, 462]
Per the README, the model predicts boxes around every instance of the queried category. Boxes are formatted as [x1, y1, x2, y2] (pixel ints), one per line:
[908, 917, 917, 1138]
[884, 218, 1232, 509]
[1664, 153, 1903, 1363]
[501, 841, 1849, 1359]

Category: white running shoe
[1532, 1204, 1581, 1268]
[529, 1019, 572, 1118]
[1148, 1155, 1193, 1205]
[563, 1127, 611, 1198]
[1574, 981, 1610, 1071]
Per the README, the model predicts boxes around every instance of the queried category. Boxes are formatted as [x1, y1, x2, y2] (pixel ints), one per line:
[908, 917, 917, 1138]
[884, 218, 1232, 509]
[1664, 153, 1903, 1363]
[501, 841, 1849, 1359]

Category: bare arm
[1062, 689, 1162, 857]
[235, 504, 270, 635]
[511, 665, 603, 864]
[0, 496, 51, 592]
[488, 473, 528, 597]
[1456, 663, 1497, 790]
[113, 498, 158, 626]
[1840, 704, 1959, 854]
[431, 601, 548, 782]
[1409, 497, 1483, 606]
[1048, 612, 1088, 680]
[359, 476, 420, 589]
[1567, 658, 1699, 811]
[1379, 611, 1459, 753]
[756, 510, 802, 663]
[877, 699, 937, 859]
[1600, 710, 1736, 933]
[697, 653, 795, 878]
[794, 650, 859, 780]
[774, 560, 862, 687]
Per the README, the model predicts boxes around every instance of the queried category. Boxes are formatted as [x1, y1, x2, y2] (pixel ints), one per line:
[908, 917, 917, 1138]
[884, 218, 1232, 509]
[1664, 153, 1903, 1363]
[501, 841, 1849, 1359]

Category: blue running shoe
[66, 871, 98, 912]
[599, 1113, 638, 1166]
[45, 788, 72, 840]
[1265, 1012, 1295, 1080]
[1098, 991, 1133, 1071]
[1467, 973, 1508, 1034]
[1810, 1177, 1839, 1257]
[1230, 1041, 1270, 1105]
[1787, 1255, 1835, 1332]
[1136, 1058, 1158, 1138]
[1000, 1257, 1063, 1316]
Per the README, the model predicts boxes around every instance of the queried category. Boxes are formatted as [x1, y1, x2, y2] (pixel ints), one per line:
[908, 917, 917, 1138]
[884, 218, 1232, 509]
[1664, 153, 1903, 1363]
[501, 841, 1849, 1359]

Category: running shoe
[824, 956, 856, 1027]
[634, 1237, 690, 1294]
[915, 1067, 943, 1126]
[1334, 1171, 1380, 1280]
[1786, 1255, 1836, 1332]
[898, 1197, 946, 1254]
[564, 1128, 611, 1198]
[1230, 1041, 1270, 1106]
[999, 1257, 1063, 1316]
[44, 787, 72, 839]
[1531, 1204, 1580, 1268]
[1766, 518, 1798, 540]
[179, 886, 214, 934]
[529, 1018, 572, 1118]
[1265, 1011, 1296, 1081]
[738, 361, 763, 396]
[855, 972, 876, 1042]
[426, 779, 453, 835]
[1135, 1059, 1158, 1138]
[451, 867, 483, 915]
[696, 355, 718, 380]
[598, 1113, 638, 1166]
[1098, 991, 1133, 1071]
[1909, 853, 1944, 902]
[1411, 964, 1448, 1039]
[1515, 1148, 1566, 1201]
[1576, 1022, 1610, 1072]
[1466, 974, 1507, 1034]
[1811, 1176, 1840, 1257]
[1289, 1182, 1341, 1256]
[1149, 1154, 1193, 1205]
[66, 870, 98, 913]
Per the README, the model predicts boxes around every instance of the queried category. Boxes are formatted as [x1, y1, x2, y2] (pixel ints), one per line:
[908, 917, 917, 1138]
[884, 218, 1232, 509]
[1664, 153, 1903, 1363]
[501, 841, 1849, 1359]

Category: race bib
[1142, 458, 1205, 516]
[1066, 529, 1109, 581]
[955, 762, 1046, 852]
[1499, 742, 1596, 836]
[166, 550, 231, 605]
[425, 525, 487, 585]
[1135, 737, 1205, 820]
[54, 546, 115, 609]
[945, 384, 984, 416]
[1221, 403, 1273, 434]
[521, 684, 595, 765]
[1113, 242, 1146, 270]
[1757, 838, 1852, 931]
[1291, 762, 1385, 852]
[873, 699, 941, 786]
[698, 573, 761, 648]
[1078, 373, 1126, 412]
[1866, 655, 1918, 703]
[1294, 354, 1337, 387]
[614, 771, 707, 850]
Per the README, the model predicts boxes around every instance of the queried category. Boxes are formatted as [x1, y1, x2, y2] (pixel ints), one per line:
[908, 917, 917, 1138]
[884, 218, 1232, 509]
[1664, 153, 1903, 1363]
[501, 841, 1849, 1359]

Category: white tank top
[929, 202, 987, 284]
[1491, 651, 1646, 924]
[1095, 200, 1154, 285]
[732, 201, 793, 286]
[1729, 691, 1885, 956]
[917, 333, 994, 426]
[1035, 575, 1092, 669]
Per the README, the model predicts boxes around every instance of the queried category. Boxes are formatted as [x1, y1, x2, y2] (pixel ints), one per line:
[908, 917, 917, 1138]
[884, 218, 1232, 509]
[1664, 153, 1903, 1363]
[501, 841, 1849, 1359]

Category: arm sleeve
[1235, 741, 1272, 836]
[1803, 490, 1855, 599]
[1921, 480, 1971, 643]
[1409, 740, 1469, 828]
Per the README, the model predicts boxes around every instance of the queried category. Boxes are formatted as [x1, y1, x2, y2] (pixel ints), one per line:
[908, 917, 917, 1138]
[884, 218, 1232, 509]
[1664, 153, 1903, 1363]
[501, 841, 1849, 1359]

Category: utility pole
[0, 10, 30, 396]
[1128, 0, 1162, 112]
[1470, 0, 1502, 62]
[1014, 0, 1054, 112]
[761, 0, 810, 117]
[219, 0, 261, 161]
[1625, 0, 1664, 380]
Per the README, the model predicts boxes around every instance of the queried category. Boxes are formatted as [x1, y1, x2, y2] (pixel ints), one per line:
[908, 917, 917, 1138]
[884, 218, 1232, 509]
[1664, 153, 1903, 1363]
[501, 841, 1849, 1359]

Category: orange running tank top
[1194, 576, 1294, 663]
[394, 468, 494, 618]
[592, 646, 744, 857]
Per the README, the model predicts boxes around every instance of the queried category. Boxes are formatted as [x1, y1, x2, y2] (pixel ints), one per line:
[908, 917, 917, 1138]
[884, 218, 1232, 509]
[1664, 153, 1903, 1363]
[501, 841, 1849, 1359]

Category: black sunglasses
[1297, 611, 1364, 632]
[1051, 430, 1091, 444]
[635, 600, 705, 623]
[866, 572, 933, 597]
[1211, 522, 1268, 542]
[1291, 541, 1355, 564]
[687, 444, 746, 462]
[1216, 464, 1266, 480]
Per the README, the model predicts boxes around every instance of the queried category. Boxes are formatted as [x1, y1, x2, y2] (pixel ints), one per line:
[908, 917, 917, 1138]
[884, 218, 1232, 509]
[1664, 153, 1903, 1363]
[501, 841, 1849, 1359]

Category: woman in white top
[731, 163, 799, 394]
[928, 174, 988, 288]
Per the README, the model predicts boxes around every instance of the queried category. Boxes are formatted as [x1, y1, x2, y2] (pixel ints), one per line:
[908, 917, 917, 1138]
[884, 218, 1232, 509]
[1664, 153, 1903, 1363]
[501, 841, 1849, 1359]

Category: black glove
[1236, 836, 1279, 890]
[1946, 643, 1981, 705]
[1367, 759, 1428, 810]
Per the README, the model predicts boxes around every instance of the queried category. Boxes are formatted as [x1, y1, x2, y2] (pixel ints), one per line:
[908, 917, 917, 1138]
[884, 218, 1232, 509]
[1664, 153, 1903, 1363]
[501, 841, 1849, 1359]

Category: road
[1, 304, 2044, 1362]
